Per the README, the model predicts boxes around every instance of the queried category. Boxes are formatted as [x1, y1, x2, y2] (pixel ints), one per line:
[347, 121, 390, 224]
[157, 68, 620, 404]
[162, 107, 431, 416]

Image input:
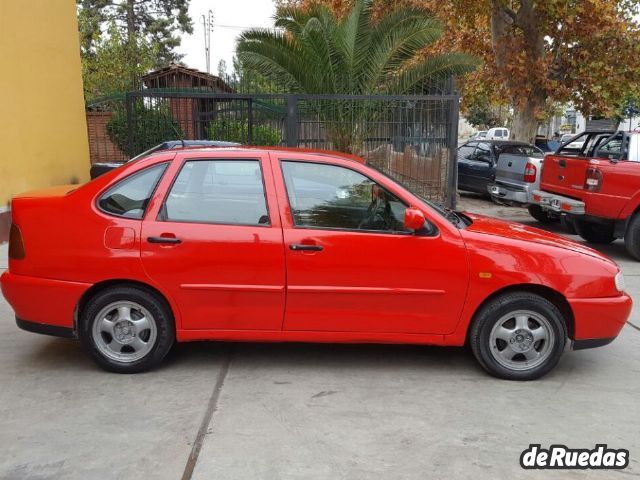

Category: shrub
[107, 106, 183, 156]
[208, 119, 281, 146]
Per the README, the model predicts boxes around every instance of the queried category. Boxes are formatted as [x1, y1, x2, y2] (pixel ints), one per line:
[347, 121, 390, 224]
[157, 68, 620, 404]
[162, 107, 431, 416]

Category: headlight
[615, 271, 626, 292]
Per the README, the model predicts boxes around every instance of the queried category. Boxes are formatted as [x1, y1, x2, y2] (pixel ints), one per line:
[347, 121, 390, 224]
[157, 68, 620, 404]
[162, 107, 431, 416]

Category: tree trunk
[511, 101, 540, 143]
[126, 0, 136, 41]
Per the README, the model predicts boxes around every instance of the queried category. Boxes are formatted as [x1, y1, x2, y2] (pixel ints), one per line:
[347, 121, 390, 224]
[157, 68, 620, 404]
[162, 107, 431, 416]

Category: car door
[457, 142, 477, 191]
[464, 142, 494, 193]
[140, 152, 286, 331]
[272, 153, 469, 335]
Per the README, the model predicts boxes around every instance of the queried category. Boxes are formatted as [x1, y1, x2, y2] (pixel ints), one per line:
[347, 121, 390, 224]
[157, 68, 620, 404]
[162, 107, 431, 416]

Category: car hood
[462, 212, 614, 263]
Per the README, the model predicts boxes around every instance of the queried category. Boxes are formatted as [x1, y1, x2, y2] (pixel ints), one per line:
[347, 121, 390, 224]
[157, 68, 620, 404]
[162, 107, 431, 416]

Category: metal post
[247, 98, 254, 145]
[286, 95, 299, 147]
[126, 92, 135, 158]
[447, 78, 460, 209]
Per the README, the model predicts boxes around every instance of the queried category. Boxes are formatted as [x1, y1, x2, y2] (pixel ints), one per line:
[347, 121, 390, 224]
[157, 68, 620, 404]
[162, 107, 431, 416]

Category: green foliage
[207, 120, 282, 146]
[82, 22, 157, 102]
[237, 0, 477, 96]
[107, 106, 183, 155]
[465, 101, 500, 130]
[236, 0, 477, 152]
[77, 0, 193, 67]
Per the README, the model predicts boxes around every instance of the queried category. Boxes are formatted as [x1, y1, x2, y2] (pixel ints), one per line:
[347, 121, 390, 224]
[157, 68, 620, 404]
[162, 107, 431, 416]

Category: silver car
[487, 144, 556, 223]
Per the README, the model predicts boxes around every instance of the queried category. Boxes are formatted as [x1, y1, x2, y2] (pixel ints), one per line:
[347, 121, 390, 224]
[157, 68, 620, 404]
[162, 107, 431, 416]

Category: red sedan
[0, 148, 632, 379]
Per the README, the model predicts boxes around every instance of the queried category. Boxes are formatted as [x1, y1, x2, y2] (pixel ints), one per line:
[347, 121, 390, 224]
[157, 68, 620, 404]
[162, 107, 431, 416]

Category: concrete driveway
[1, 200, 639, 480]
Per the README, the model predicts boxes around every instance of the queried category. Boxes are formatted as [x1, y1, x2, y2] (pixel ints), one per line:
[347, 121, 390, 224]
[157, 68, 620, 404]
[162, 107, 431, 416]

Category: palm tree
[237, 0, 478, 152]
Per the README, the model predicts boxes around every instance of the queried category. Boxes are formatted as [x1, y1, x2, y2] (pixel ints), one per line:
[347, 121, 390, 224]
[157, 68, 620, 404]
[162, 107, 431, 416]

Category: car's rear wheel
[79, 286, 175, 373]
[469, 292, 566, 380]
[527, 205, 558, 224]
[624, 212, 640, 260]
[575, 219, 615, 244]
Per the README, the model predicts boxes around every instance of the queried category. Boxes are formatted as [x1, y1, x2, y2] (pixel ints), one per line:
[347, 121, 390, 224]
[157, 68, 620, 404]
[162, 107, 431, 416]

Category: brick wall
[86, 112, 129, 164]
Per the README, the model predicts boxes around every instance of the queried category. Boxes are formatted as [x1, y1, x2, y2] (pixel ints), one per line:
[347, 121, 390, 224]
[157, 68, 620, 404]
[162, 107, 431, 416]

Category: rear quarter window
[98, 163, 167, 219]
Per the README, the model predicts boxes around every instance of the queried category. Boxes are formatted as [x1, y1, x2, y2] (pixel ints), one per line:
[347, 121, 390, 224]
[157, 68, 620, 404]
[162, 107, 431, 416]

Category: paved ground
[1, 199, 639, 480]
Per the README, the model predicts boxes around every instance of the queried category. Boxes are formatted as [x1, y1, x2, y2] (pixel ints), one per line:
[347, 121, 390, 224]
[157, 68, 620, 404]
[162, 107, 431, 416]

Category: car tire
[469, 292, 567, 381]
[527, 205, 558, 224]
[79, 285, 175, 373]
[624, 213, 640, 260]
[575, 219, 615, 244]
[560, 215, 577, 235]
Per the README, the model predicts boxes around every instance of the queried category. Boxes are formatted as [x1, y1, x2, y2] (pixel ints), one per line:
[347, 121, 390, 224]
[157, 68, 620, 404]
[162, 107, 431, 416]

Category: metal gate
[113, 88, 458, 206]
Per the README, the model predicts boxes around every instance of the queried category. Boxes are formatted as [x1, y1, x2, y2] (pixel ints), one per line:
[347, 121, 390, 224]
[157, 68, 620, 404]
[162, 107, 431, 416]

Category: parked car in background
[559, 133, 585, 150]
[458, 140, 536, 195]
[535, 135, 560, 153]
[1, 147, 631, 380]
[486, 144, 555, 223]
[533, 131, 640, 260]
[487, 127, 510, 140]
[89, 140, 241, 179]
[469, 131, 488, 140]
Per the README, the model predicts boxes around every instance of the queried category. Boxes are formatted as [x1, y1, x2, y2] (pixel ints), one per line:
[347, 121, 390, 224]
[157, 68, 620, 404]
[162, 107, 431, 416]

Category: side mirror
[404, 207, 425, 231]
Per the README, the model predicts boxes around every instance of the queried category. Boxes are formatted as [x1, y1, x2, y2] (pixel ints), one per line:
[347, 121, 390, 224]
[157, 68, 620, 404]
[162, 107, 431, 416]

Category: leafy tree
[287, 0, 640, 143]
[237, 0, 477, 152]
[464, 100, 501, 130]
[82, 22, 158, 101]
[77, 0, 193, 68]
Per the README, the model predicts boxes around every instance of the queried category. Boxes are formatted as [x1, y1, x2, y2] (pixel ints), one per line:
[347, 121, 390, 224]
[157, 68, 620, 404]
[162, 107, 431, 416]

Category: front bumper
[532, 190, 586, 215]
[569, 293, 632, 348]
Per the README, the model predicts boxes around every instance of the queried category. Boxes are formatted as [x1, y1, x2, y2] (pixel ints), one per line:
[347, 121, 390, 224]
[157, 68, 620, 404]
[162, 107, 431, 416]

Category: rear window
[495, 145, 543, 158]
[98, 163, 167, 219]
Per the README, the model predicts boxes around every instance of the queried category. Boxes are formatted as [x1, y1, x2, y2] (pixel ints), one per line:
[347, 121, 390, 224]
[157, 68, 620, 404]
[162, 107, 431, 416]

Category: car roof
[148, 146, 367, 164]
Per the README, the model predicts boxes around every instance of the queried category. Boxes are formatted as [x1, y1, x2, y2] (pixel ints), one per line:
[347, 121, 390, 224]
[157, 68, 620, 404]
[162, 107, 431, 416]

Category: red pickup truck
[533, 130, 640, 259]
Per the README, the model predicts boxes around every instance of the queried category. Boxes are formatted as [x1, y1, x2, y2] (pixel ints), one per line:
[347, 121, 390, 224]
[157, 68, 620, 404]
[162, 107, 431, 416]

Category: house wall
[0, 0, 90, 240]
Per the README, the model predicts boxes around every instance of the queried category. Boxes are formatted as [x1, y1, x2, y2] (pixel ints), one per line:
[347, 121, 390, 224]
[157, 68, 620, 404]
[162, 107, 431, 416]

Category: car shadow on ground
[18, 336, 598, 383]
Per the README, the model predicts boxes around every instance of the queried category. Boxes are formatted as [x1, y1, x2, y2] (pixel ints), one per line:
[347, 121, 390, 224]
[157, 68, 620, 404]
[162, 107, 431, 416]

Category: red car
[0, 148, 632, 380]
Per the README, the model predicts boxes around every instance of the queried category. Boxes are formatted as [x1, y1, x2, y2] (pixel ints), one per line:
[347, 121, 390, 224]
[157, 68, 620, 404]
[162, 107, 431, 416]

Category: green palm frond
[237, 0, 477, 95]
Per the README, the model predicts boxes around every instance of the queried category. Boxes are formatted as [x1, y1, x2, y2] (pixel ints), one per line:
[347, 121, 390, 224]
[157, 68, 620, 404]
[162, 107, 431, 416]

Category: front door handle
[559, 159, 566, 167]
[148, 236, 182, 244]
[289, 244, 323, 252]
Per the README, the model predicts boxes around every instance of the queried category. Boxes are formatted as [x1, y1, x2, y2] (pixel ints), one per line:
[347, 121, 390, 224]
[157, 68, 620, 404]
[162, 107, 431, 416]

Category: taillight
[8, 224, 26, 260]
[584, 167, 603, 192]
[524, 162, 537, 183]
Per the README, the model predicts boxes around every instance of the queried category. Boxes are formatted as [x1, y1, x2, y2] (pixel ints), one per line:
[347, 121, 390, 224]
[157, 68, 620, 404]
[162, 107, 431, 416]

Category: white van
[487, 127, 510, 140]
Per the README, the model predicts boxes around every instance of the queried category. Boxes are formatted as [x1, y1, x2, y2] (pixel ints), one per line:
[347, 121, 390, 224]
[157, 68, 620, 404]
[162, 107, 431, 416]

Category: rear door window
[161, 160, 269, 226]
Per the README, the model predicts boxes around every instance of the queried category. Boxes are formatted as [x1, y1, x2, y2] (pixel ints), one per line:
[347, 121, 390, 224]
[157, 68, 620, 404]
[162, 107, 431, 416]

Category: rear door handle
[289, 244, 323, 252]
[147, 236, 182, 244]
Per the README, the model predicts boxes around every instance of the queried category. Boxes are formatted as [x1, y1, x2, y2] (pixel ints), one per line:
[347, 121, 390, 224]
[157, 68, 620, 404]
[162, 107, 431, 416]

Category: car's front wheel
[469, 292, 567, 380]
[79, 285, 175, 373]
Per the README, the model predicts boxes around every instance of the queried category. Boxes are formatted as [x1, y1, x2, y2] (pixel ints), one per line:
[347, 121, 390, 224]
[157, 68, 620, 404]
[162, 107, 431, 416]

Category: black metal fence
[88, 85, 459, 206]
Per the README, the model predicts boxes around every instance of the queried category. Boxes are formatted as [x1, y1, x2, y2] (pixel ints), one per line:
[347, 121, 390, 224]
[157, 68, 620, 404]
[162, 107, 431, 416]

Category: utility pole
[200, 9, 214, 73]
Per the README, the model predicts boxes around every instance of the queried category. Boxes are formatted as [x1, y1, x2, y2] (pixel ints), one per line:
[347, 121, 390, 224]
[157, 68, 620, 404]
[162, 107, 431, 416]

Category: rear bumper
[488, 182, 531, 204]
[16, 317, 75, 338]
[569, 293, 632, 348]
[532, 190, 585, 215]
[0, 271, 89, 332]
